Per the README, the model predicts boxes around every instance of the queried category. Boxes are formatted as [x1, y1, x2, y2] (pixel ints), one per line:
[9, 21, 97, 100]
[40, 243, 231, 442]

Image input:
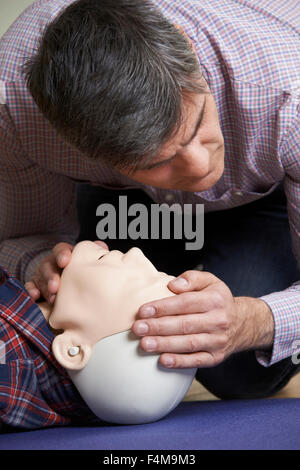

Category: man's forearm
[234, 296, 275, 353]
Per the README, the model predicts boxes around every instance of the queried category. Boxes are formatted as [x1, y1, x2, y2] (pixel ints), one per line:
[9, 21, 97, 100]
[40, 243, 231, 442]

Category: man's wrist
[234, 296, 275, 352]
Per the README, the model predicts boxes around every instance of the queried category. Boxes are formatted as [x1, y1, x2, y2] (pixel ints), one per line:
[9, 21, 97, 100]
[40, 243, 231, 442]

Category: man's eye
[145, 155, 176, 171]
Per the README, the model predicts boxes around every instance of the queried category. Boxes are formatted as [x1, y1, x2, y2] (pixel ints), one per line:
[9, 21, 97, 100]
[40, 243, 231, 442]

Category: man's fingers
[133, 312, 215, 337]
[31, 256, 61, 303]
[27, 240, 107, 304]
[139, 332, 225, 355]
[47, 273, 60, 293]
[24, 281, 40, 301]
[52, 242, 74, 268]
[159, 351, 218, 369]
[49, 294, 56, 304]
[168, 270, 218, 293]
[138, 291, 217, 319]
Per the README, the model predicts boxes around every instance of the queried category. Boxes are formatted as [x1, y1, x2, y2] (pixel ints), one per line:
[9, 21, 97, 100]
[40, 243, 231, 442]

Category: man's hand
[132, 270, 274, 369]
[25, 240, 108, 304]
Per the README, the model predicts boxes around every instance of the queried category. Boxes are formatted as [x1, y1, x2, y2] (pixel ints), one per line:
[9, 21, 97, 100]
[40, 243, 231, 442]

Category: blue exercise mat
[1, 399, 299, 450]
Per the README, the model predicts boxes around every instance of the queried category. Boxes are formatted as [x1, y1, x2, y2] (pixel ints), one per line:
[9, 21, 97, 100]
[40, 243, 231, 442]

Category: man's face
[118, 83, 225, 192]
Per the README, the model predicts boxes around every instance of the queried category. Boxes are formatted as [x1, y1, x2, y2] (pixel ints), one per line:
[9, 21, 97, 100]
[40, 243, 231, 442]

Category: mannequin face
[51, 241, 175, 370]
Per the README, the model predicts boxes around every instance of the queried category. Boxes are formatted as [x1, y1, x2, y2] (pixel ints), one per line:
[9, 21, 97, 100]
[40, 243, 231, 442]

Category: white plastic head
[50, 241, 196, 424]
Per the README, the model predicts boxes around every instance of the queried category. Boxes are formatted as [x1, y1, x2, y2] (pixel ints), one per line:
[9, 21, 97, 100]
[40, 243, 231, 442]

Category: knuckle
[216, 313, 230, 330]
[40, 284, 48, 296]
[53, 242, 65, 252]
[31, 273, 40, 286]
[212, 351, 225, 366]
[218, 333, 228, 348]
[42, 253, 53, 264]
[204, 271, 218, 284]
[181, 317, 194, 335]
[156, 302, 169, 317]
[182, 270, 195, 279]
[213, 291, 225, 308]
[176, 295, 189, 313]
[186, 334, 199, 353]
[37, 267, 47, 282]
[194, 355, 207, 368]
[154, 320, 164, 336]
[181, 270, 200, 285]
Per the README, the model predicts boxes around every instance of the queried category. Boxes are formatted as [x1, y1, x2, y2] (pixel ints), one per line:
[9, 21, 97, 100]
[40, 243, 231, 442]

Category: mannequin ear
[52, 331, 92, 371]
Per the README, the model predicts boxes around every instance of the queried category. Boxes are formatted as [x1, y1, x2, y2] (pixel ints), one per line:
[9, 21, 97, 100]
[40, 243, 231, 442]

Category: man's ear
[52, 331, 92, 371]
[174, 23, 196, 53]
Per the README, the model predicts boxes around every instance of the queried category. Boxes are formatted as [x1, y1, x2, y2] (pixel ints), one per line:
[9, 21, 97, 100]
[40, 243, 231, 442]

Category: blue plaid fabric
[0, 266, 98, 429]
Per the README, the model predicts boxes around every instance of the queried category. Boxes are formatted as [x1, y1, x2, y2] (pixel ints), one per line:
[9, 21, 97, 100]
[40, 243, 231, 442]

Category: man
[0, 0, 299, 399]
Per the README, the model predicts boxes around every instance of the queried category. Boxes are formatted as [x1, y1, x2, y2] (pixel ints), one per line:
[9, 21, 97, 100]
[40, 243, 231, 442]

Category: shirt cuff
[255, 286, 300, 367]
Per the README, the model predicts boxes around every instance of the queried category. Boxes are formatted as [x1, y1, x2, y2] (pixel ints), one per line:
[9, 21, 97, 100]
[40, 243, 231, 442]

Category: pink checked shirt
[0, 0, 299, 367]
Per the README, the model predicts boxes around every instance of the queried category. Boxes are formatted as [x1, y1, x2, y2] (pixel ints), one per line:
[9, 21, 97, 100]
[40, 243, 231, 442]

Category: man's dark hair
[24, 0, 204, 170]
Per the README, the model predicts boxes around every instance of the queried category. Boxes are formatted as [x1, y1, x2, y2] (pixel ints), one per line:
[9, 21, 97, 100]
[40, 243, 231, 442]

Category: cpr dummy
[50, 241, 196, 424]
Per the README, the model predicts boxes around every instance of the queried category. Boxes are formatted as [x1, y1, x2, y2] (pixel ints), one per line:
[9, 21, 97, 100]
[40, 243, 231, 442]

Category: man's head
[24, 0, 224, 191]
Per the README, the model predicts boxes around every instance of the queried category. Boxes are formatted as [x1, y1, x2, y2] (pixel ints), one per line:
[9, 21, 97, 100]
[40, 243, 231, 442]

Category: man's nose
[178, 144, 209, 176]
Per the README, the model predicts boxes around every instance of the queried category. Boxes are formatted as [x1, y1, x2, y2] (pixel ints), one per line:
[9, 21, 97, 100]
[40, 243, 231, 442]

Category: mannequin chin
[40, 241, 196, 425]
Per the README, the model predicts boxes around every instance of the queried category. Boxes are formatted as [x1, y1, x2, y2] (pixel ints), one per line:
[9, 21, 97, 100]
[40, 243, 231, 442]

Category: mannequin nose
[122, 247, 148, 263]
[124, 247, 144, 258]
[93, 240, 109, 251]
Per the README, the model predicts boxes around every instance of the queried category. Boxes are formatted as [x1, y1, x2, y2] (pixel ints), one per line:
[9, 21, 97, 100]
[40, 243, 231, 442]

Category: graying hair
[24, 0, 205, 170]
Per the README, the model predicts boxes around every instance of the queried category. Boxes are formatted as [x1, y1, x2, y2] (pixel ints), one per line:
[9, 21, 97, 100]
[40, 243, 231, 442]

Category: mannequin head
[50, 241, 196, 424]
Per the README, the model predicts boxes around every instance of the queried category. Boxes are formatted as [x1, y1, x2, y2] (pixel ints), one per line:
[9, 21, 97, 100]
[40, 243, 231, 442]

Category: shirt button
[165, 193, 175, 202]
[234, 190, 243, 196]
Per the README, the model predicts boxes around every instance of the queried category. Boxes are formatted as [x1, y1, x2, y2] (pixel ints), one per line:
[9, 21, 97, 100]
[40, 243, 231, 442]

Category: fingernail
[163, 356, 175, 367]
[140, 306, 156, 318]
[58, 254, 67, 265]
[144, 338, 157, 351]
[171, 277, 189, 288]
[48, 277, 58, 288]
[29, 289, 39, 299]
[136, 322, 149, 335]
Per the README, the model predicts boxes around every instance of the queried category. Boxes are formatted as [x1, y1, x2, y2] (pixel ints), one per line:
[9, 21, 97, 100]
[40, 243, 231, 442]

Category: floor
[183, 373, 300, 401]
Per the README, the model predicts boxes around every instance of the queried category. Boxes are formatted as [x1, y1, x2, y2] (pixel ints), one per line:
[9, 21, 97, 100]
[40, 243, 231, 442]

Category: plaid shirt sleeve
[0, 99, 80, 284]
[256, 93, 300, 366]
[0, 265, 99, 429]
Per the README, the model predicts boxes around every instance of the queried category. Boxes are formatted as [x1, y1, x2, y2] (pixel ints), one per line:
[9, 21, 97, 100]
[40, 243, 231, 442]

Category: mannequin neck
[37, 300, 62, 335]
